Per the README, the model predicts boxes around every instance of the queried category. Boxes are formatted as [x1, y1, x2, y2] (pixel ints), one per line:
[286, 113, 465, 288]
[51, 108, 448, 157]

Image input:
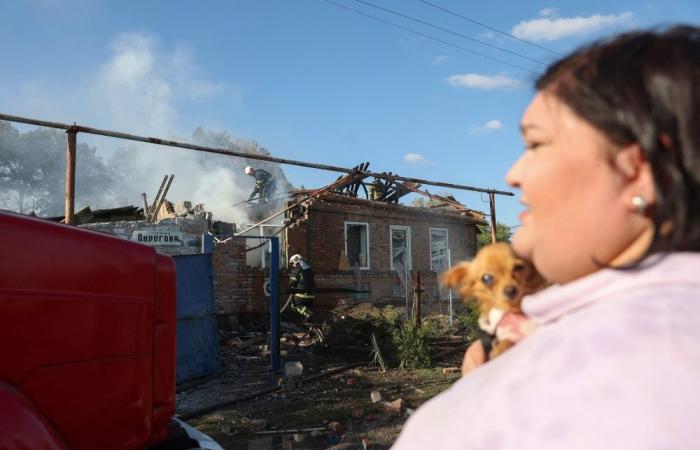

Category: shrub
[391, 319, 431, 369]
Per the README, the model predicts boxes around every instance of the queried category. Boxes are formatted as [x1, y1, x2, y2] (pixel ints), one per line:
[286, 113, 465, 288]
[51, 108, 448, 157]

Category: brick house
[212, 192, 484, 318]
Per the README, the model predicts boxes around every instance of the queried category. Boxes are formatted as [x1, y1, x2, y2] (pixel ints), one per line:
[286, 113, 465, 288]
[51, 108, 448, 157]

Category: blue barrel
[172, 252, 220, 382]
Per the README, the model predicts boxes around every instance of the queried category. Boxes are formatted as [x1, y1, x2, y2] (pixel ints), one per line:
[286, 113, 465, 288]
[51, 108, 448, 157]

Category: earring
[631, 196, 648, 214]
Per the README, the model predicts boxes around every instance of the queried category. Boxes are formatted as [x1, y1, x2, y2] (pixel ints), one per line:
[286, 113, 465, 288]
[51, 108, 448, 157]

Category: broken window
[241, 223, 284, 268]
[390, 225, 411, 271]
[345, 222, 370, 270]
[429, 228, 449, 272]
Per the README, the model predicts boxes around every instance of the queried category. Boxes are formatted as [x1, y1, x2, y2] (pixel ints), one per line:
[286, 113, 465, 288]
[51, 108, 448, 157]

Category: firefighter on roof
[244, 166, 277, 204]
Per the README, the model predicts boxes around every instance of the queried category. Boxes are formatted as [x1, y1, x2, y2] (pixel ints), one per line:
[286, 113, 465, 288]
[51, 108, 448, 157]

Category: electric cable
[417, 0, 564, 56]
[324, 0, 539, 75]
[354, 0, 549, 65]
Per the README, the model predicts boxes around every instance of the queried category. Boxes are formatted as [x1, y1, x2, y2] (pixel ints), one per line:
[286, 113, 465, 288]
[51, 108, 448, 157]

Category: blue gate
[173, 251, 220, 382]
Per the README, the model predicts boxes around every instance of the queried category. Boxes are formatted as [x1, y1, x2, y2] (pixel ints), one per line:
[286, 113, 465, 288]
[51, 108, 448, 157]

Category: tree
[0, 121, 117, 216]
[476, 222, 513, 251]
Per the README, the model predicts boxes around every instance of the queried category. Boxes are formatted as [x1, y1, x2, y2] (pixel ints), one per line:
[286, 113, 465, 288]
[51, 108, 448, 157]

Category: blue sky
[1, 0, 699, 226]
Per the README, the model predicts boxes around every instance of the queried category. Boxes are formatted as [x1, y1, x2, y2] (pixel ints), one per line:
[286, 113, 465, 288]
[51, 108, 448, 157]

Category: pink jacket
[392, 253, 700, 449]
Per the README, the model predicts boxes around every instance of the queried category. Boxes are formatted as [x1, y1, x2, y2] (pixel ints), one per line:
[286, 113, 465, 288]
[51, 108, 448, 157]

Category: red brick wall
[212, 238, 268, 315]
[212, 196, 481, 316]
[287, 196, 479, 307]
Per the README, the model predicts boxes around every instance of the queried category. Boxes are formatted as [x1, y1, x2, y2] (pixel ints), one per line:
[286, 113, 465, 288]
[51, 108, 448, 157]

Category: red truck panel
[0, 382, 71, 450]
[0, 212, 177, 450]
[149, 253, 177, 445]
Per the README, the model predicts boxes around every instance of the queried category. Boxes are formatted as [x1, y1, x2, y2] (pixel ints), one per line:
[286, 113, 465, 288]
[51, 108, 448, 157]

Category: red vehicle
[0, 211, 221, 450]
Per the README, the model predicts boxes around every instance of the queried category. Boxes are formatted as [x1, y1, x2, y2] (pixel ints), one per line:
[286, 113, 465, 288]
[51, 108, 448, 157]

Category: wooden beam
[64, 128, 77, 224]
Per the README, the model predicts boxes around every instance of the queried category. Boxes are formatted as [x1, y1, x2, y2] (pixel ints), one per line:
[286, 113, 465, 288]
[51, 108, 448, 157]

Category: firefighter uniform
[288, 254, 315, 320]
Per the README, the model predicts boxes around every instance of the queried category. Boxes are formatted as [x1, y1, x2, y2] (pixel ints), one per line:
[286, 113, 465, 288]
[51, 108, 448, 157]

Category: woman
[392, 26, 700, 449]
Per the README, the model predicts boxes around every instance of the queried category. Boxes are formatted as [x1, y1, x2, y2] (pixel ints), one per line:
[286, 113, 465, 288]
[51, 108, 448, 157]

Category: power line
[417, 0, 564, 57]
[324, 0, 539, 75]
[354, 0, 549, 66]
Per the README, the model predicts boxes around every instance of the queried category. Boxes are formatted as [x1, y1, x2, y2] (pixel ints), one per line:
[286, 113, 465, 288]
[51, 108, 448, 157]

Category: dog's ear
[441, 262, 471, 289]
[523, 264, 549, 294]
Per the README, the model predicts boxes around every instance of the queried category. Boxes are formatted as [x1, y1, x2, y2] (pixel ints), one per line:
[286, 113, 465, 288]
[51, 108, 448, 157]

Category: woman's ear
[614, 144, 656, 210]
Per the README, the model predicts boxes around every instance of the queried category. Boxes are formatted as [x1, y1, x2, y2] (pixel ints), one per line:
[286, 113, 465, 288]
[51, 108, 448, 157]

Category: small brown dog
[442, 243, 547, 361]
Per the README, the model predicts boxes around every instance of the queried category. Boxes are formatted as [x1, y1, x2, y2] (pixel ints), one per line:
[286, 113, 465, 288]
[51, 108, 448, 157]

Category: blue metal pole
[269, 237, 281, 372]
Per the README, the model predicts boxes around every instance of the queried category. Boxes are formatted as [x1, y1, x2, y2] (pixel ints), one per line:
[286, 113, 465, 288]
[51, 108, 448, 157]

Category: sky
[1, 0, 699, 227]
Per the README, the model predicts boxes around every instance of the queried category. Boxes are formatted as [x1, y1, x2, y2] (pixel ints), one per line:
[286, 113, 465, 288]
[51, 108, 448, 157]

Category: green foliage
[476, 222, 513, 251]
[325, 305, 445, 370]
[456, 301, 481, 344]
[369, 333, 387, 372]
[421, 315, 452, 338]
[390, 319, 431, 370]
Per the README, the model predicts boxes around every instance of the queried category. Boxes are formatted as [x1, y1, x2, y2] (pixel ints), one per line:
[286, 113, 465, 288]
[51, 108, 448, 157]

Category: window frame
[344, 221, 371, 270]
[429, 227, 449, 272]
[389, 225, 412, 271]
[240, 223, 284, 269]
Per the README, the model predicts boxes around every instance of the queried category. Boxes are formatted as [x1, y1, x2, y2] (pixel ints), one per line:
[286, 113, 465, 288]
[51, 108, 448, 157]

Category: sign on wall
[130, 230, 184, 246]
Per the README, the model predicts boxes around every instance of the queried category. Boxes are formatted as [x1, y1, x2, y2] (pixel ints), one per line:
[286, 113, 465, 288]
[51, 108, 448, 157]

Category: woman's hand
[462, 340, 486, 375]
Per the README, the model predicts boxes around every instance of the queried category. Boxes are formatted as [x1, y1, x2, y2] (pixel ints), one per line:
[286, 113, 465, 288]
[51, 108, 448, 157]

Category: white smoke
[90, 31, 286, 226]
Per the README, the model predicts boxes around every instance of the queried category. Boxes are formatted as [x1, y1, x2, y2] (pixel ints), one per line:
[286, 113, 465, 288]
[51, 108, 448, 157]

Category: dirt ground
[176, 303, 473, 450]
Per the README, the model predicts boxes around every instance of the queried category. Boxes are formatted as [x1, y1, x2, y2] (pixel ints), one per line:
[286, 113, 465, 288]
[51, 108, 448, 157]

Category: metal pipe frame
[229, 235, 281, 372]
[0, 112, 513, 197]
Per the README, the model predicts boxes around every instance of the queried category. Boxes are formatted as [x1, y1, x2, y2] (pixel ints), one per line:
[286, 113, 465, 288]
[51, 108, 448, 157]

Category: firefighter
[288, 253, 315, 321]
[368, 177, 385, 201]
[244, 166, 277, 204]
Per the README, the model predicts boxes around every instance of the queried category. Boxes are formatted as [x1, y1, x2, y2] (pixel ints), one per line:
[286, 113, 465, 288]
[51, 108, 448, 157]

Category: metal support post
[269, 237, 281, 372]
[65, 128, 77, 224]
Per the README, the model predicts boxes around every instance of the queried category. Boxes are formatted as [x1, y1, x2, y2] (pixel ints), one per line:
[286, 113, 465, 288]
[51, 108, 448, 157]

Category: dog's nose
[504, 285, 518, 299]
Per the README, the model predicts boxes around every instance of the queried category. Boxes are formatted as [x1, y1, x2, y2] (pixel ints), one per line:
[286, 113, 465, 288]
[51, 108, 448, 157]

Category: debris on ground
[176, 306, 474, 449]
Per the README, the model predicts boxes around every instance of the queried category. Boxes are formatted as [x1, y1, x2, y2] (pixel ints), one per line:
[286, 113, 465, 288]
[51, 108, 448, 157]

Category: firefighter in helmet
[244, 166, 277, 204]
[288, 253, 315, 320]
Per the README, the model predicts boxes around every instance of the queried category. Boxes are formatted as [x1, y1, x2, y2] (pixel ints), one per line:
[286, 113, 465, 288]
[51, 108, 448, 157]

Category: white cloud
[432, 55, 450, 65]
[539, 7, 557, 18]
[447, 73, 522, 90]
[512, 12, 634, 42]
[404, 153, 430, 164]
[92, 31, 229, 136]
[470, 120, 503, 135]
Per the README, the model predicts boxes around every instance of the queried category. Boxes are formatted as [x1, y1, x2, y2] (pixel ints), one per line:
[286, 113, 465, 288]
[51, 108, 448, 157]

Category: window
[240, 223, 284, 268]
[390, 225, 411, 271]
[345, 222, 370, 270]
[429, 228, 449, 272]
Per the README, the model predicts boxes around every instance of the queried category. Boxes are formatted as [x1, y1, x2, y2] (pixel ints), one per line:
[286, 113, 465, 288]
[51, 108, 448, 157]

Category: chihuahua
[442, 243, 547, 360]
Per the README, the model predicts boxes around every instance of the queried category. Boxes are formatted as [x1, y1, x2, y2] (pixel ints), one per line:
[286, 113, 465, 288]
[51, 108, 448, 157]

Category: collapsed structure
[214, 164, 486, 322]
[46, 164, 486, 324]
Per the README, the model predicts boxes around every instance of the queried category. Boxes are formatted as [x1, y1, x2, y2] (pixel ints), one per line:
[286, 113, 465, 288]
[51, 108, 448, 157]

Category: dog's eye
[481, 273, 494, 286]
[513, 263, 525, 273]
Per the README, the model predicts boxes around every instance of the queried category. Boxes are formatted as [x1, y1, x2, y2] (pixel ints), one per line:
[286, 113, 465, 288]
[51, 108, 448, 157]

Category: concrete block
[285, 361, 304, 377]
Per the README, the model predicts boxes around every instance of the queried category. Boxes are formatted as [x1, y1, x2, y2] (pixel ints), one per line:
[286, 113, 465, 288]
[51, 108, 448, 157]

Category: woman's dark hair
[537, 25, 700, 257]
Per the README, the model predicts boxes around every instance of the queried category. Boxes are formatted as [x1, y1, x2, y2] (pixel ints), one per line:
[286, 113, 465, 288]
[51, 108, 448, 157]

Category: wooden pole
[412, 271, 422, 326]
[146, 175, 168, 222]
[64, 128, 77, 224]
[140, 193, 149, 220]
[149, 174, 174, 224]
[489, 192, 497, 244]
